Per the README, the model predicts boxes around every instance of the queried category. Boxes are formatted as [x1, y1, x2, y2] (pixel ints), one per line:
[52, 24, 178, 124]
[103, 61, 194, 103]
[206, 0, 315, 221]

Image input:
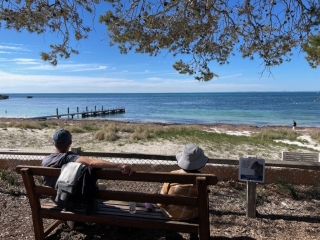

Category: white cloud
[0, 45, 23, 50]
[0, 44, 30, 54]
[71, 65, 108, 72]
[0, 70, 276, 93]
[28, 63, 109, 72]
[219, 73, 243, 79]
[147, 77, 162, 81]
[14, 58, 39, 65]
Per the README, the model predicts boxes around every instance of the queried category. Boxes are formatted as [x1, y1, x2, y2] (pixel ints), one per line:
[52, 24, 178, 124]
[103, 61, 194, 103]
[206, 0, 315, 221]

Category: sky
[0, 6, 320, 93]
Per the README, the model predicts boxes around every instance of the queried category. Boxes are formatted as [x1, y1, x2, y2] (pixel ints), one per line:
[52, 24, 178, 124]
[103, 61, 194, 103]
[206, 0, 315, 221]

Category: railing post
[71, 147, 82, 155]
[246, 181, 257, 218]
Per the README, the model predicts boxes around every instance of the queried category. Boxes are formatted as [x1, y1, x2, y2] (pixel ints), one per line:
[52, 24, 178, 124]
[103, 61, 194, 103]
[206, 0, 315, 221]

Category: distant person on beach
[42, 129, 133, 188]
[293, 120, 297, 130]
[158, 143, 208, 240]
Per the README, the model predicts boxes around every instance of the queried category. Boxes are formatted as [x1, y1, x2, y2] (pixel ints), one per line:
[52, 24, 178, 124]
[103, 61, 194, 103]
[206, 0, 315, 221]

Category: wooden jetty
[29, 106, 125, 120]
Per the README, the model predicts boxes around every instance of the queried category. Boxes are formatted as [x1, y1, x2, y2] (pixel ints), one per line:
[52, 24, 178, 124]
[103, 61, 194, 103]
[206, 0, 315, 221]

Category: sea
[0, 92, 319, 127]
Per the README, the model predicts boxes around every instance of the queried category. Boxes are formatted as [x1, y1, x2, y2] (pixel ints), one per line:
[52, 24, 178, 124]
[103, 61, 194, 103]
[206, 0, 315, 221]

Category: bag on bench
[56, 162, 98, 215]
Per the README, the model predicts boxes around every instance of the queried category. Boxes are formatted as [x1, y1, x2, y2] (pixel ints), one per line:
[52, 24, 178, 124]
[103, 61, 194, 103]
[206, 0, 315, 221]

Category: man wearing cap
[158, 143, 208, 240]
[42, 128, 133, 188]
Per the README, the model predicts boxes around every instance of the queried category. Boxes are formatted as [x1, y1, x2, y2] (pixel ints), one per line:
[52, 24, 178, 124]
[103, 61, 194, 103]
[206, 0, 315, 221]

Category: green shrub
[252, 129, 301, 141]
[305, 186, 320, 199]
[66, 126, 86, 133]
[310, 131, 320, 144]
[276, 182, 298, 199]
[0, 170, 6, 180]
[94, 130, 105, 140]
[104, 132, 119, 141]
[8, 176, 16, 185]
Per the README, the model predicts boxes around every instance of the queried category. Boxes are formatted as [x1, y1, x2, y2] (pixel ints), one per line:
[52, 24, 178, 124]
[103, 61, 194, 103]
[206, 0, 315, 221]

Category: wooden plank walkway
[28, 107, 125, 120]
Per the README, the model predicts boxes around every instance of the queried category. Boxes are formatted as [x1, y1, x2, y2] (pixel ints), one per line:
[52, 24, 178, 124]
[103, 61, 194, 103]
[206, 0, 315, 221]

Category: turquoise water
[0, 92, 319, 127]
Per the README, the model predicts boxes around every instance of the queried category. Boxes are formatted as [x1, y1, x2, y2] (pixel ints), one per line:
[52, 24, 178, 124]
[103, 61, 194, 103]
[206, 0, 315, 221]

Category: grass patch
[0, 170, 17, 185]
[310, 131, 320, 144]
[251, 129, 301, 141]
[7, 121, 59, 129]
[276, 181, 298, 199]
[0, 169, 6, 180]
[304, 186, 320, 199]
[91, 123, 305, 153]
[0, 123, 8, 128]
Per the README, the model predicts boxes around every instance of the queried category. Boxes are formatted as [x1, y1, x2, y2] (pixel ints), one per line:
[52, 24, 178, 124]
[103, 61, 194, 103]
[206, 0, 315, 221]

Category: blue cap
[53, 129, 72, 146]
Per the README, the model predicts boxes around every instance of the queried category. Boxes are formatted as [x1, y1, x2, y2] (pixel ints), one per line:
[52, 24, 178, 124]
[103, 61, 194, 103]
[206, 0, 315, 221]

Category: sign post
[239, 157, 265, 218]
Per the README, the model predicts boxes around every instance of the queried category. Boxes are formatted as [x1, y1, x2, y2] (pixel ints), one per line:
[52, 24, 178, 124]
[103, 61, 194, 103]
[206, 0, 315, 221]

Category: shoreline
[0, 117, 319, 130]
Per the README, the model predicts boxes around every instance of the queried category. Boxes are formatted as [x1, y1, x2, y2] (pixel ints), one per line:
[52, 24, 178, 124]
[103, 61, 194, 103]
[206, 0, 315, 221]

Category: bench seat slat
[42, 201, 167, 220]
[40, 208, 199, 233]
[35, 187, 198, 206]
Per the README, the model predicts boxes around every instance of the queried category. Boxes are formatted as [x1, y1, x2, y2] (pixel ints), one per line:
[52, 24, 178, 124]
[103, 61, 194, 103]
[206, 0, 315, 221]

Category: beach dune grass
[0, 120, 317, 155]
[251, 129, 301, 141]
[91, 123, 302, 150]
[66, 122, 99, 133]
[310, 131, 320, 144]
[2, 121, 59, 129]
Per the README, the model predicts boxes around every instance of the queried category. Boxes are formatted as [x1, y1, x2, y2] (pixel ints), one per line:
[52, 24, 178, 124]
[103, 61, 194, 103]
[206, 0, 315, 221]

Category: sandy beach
[0, 118, 319, 160]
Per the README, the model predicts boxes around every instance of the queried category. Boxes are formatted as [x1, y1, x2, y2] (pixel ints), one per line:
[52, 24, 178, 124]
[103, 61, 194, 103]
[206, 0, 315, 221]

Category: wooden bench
[282, 151, 320, 162]
[16, 165, 218, 240]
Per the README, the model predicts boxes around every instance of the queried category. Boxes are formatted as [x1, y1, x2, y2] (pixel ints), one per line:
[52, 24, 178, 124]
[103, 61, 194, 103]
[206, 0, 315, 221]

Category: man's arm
[76, 157, 133, 175]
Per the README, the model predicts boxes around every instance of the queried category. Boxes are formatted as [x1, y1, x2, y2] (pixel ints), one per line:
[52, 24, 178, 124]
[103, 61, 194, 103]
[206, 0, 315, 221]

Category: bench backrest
[282, 151, 320, 162]
[16, 165, 218, 206]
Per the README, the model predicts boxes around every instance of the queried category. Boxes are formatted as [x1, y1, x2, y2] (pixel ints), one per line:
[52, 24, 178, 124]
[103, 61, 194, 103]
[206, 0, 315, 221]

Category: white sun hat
[176, 143, 208, 170]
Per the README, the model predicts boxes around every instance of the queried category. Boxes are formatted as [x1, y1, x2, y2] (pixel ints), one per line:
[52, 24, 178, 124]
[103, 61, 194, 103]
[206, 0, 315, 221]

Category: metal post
[246, 181, 256, 218]
[71, 147, 81, 154]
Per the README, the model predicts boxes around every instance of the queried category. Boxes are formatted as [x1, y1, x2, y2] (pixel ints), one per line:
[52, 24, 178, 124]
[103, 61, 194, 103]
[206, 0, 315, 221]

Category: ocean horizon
[0, 92, 319, 127]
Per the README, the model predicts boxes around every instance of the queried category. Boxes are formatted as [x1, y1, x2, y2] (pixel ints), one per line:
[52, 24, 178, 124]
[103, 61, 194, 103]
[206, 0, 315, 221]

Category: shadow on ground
[45, 222, 256, 240]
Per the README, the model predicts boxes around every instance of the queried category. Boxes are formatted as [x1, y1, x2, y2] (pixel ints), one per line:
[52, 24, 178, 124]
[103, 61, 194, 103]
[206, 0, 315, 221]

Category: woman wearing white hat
[158, 143, 208, 240]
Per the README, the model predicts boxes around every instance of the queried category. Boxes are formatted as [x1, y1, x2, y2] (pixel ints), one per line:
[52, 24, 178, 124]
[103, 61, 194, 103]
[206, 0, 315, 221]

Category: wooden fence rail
[1, 148, 320, 185]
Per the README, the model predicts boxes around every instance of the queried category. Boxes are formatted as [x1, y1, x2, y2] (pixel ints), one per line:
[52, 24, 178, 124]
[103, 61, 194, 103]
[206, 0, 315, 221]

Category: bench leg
[44, 220, 64, 237]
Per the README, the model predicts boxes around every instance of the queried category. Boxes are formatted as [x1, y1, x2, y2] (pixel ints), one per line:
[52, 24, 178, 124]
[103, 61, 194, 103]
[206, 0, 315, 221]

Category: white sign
[239, 158, 265, 183]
